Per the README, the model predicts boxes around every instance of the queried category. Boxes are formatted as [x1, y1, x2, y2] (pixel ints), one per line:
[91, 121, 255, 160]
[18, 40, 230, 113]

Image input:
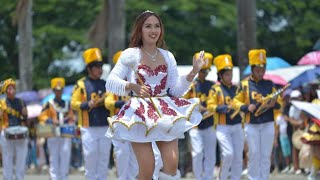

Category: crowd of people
[0, 10, 320, 180]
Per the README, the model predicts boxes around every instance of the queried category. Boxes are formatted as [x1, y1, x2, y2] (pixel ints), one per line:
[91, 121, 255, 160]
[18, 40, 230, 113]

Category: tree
[108, 0, 126, 64]
[237, 0, 256, 78]
[88, 0, 108, 50]
[16, 0, 33, 91]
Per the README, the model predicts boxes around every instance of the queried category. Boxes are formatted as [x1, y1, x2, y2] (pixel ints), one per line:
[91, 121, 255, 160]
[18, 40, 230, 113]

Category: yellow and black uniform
[0, 78, 28, 180]
[71, 47, 113, 179]
[233, 81, 282, 123]
[0, 79, 27, 128]
[207, 54, 243, 180]
[71, 77, 116, 127]
[207, 84, 242, 125]
[39, 78, 74, 125]
[233, 49, 282, 180]
[186, 79, 215, 128]
[186, 52, 217, 179]
[0, 97, 27, 128]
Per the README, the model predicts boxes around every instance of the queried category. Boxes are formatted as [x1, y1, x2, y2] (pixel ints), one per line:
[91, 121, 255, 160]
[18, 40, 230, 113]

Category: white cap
[290, 90, 301, 98]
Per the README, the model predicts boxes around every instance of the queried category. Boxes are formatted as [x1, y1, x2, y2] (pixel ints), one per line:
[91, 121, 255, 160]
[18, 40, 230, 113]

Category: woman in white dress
[105, 10, 204, 180]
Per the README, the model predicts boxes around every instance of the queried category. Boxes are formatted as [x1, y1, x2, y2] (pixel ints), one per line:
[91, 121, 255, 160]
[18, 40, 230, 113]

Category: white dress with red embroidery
[106, 64, 201, 142]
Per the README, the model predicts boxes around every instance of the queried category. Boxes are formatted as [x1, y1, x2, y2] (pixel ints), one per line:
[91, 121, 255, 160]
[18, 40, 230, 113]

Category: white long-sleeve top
[105, 47, 191, 97]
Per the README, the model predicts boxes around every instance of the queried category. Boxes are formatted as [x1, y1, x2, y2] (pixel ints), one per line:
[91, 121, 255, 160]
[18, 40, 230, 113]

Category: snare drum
[5, 126, 29, 140]
[60, 125, 76, 138]
[36, 124, 55, 138]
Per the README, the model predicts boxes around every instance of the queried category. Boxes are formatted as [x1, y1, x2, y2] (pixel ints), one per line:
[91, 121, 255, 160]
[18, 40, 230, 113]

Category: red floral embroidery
[147, 101, 159, 122]
[154, 75, 167, 96]
[134, 102, 146, 122]
[170, 97, 191, 107]
[117, 101, 131, 119]
[154, 65, 167, 76]
[159, 99, 177, 116]
[138, 65, 153, 76]
[146, 84, 153, 97]
[138, 64, 167, 76]
[136, 72, 146, 84]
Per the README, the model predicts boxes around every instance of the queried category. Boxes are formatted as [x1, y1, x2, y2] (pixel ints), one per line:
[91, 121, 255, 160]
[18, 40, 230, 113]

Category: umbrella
[243, 57, 291, 75]
[16, 91, 40, 105]
[289, 67, 320, 89]
[291, 100, 320, 120]
[41, 93, 71, 105]
[26, 104, 43, 119]
[297, 50, 320, 65]
[266, 65, 315, 82]
[40, 84, 74, 105]
[263, 74, 288, 86]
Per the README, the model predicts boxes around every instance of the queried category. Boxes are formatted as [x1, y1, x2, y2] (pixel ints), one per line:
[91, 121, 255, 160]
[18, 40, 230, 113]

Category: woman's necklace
[141, 47, 158, 62]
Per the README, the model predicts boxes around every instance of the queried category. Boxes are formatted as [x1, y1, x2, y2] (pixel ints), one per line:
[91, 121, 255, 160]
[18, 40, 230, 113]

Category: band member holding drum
[38, 77, 75, 180]
[207, 54, 243, 180]
[233, 49, 282, 180]
[71, 48, 113, 180]
[184, 52, 217, 180]
[0, 78, 28, 180]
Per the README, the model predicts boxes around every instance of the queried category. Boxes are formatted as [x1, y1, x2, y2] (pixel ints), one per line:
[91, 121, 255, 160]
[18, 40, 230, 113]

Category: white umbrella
[291, 100, 320, 120]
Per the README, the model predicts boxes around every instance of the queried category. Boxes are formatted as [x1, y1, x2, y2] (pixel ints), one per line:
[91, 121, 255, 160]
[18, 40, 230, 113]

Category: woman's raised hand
[192, 50, 206, 73]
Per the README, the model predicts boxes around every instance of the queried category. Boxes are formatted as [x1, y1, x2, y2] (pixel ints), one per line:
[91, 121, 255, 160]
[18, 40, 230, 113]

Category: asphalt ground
[0, 167, 311, 180]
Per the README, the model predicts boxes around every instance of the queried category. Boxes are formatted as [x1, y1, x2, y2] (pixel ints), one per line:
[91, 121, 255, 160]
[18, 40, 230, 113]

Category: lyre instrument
[254, 83, 290, 117]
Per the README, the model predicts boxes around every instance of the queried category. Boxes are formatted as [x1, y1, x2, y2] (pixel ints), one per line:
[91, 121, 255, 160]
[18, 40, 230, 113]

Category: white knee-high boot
[158, 170, 181, 180]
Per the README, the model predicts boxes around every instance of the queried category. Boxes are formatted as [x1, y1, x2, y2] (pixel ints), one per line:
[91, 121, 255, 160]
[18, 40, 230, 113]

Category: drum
[292, 129, 304, 150]
[5, 126, 29, 140]
[60, 125, 76, 138]
[36, 124, 55, 138]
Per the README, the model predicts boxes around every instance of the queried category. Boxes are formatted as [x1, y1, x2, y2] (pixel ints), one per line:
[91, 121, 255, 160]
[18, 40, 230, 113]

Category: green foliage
[31, 0, 103, 89]
[0, 2, 18, 80]
[256, 0, 320, 64]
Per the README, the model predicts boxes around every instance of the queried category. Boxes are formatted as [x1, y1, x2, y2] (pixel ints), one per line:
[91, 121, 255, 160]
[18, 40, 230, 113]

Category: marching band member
[233, 49, 282, 180]
[207, 54, 243, 180]
[0, 78, 28, 180]
[185, 52, 217, 180]
[71, 48, 113, 180]
[38, 77, 75, 180]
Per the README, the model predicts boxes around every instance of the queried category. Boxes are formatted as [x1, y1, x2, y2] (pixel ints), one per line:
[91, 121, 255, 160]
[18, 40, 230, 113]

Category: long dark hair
[129, 11, 166, 48]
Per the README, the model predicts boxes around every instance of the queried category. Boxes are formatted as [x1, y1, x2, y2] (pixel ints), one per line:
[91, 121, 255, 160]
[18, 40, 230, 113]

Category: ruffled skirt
[106, 96, 201, 142]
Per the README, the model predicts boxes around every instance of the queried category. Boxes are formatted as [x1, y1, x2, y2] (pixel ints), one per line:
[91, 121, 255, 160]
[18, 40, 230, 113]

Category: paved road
[0, 171, 309, 180]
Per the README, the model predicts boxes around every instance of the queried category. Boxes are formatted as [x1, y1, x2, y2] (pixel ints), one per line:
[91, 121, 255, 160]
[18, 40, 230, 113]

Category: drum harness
[49, 99, 69, 126]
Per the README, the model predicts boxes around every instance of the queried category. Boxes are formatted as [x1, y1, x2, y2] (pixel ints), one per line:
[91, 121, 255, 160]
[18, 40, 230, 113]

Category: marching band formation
[1, 10, 320, 180]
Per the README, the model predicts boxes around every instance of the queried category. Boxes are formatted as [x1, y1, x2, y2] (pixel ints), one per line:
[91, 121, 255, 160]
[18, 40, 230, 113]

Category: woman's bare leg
[131, 142, 155, 180]
[156, 139, 179, 175]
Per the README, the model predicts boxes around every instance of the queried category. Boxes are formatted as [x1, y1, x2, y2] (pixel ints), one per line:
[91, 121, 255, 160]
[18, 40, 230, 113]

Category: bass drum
[5, 126, 29, 140]
[36, 124, 55, 138]
[292, 129, 304, 150]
